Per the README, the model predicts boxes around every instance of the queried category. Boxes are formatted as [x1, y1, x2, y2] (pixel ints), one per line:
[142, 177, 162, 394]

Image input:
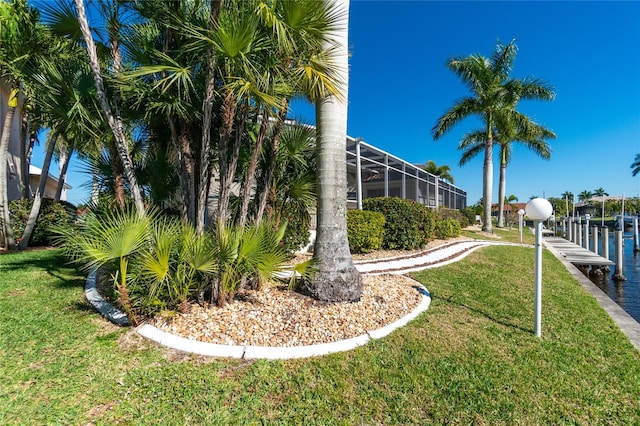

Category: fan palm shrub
[55, 204, 293, 316]
[209, 220, 289, 306]
[130, 216, 217, 314]
[53, 204, 152, 324]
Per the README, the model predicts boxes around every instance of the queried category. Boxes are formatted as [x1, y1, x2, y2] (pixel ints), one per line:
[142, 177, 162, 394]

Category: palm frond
[433, 97, 482, 140]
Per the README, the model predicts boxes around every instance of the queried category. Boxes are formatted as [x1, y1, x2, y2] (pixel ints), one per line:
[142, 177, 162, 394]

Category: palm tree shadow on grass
[433, 293, 532, 334]
[70, 299, 97, 315]
[0, 248, 84, 288]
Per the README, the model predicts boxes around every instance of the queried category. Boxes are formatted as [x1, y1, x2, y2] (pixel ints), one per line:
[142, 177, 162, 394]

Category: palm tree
[593, 187, 608, 197]
[17, 41, 102, 249]
[196, 0, 222, 233]
[632, 154, 640, 176]
[561, 190, 574, 217]
[303, 0, 362, 302]
[593, 187, 608, 225]
[251, 0, 344, 228]
[504, 194, 518, 226]
[433, 40, 555, 233]
[0, 87, 19, 249]
[0, 0, 50, 249]
[560, 191, 574, 203]
[578, 190, 593, 202]
[459, 111, 555, 227]
[74, 0, 145, 215]
[423, 160, 454, 184]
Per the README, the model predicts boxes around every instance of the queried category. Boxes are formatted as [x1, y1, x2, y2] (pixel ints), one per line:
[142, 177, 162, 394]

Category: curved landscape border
[84, 240, 503, 359]
[136, 282, 430, 360]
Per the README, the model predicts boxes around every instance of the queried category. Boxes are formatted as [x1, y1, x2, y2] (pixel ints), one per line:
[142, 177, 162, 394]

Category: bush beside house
[346, 209, 385, 253]
[9, 199, 76, 246]
[362, 197, 438, 250]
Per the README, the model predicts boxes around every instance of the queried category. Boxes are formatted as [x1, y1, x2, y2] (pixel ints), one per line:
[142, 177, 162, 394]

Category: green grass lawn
[1, 240, 638, 425]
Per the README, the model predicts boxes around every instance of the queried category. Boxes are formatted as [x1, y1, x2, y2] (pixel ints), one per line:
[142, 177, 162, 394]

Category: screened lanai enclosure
[346, 137, 467, 210]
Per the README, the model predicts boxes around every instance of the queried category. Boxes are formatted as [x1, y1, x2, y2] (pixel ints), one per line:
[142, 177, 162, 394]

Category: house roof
[574, 196, 626, 208]
[29, 165, 72, 190]
[491, 202, 527, 212]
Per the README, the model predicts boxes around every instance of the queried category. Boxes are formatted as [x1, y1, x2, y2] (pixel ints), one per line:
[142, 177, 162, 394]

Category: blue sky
[34, 1, 640, 206]
[291, 0, 640, 204]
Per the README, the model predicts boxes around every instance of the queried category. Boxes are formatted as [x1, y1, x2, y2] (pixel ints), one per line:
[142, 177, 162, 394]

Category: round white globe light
[518, 209, 525, 216]
[525, 198, 553, 221]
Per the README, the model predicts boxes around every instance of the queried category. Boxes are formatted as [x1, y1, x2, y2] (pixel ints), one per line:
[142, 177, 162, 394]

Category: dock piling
[591, 225, 599, 255]
[613, 230, 627, 281]
[576, 223, 583, 247]
[601, 227, 610, 272]
[583, 223, 590, 250]
[568, 218, 573, 241]
[602, 227, 609, 259]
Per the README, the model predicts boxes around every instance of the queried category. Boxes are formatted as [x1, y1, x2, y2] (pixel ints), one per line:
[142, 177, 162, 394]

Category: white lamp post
[518, 209, 525, 243]
[525, 197, 553, 338]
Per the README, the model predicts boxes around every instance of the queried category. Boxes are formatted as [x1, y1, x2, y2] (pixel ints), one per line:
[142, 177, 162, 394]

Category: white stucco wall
[0, 80, 23, 201]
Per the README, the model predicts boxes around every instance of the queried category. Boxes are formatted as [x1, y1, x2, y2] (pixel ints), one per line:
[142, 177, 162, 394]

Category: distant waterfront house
[491, 202, 527, 217]
[574, 196, 627, 217]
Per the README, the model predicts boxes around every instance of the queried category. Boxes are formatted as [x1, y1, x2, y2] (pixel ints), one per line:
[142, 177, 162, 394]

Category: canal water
[586, 232, 640, 323]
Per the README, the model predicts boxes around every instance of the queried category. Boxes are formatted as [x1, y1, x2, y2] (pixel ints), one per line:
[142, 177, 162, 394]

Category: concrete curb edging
[83, 240, 498, 358]
[137, 325, 246, 358]
[134, 279, 431, 359]
[84, 269, 130, 326]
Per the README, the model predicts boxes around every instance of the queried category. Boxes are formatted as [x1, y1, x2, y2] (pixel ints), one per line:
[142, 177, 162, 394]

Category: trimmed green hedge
[438, 208, 470, 228]
[459, 207, 478, 226]
[363, 197, 436, 250]
[347, 209, 385, 253]
[9, 198, 76, 246]
[434, 218, 461, 239]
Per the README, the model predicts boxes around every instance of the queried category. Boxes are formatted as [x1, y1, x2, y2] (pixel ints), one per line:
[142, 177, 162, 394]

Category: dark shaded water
[587, 232, 640, 323]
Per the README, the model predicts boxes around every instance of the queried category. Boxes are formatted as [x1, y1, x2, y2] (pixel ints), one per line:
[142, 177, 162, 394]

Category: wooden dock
[543, 237, 614, 266]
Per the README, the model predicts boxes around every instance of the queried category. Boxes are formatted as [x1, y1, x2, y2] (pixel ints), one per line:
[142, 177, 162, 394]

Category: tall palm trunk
[160, 23, 191, 224]
[0, 104, 17, 249]
[238, 110, 269, 228]
[24, 128, 35, 198]
[20, 111, 30, 199]
[54, 146, 72, 201]
[75, 0, 145, 215]
[107, 141, 126, 208]
[178, 122, 196, 222]
[216, 91, 235, 223]
[482, 114, 494, 233]
[255, 105, 288, 225]
[91, 167, 99, 205]
[217, 94, 247, 223]
[496, 146, 507, 228]
[196, 0, 222, 233]
[303, 0, 361, 302]
[18, 133, 58, 249]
